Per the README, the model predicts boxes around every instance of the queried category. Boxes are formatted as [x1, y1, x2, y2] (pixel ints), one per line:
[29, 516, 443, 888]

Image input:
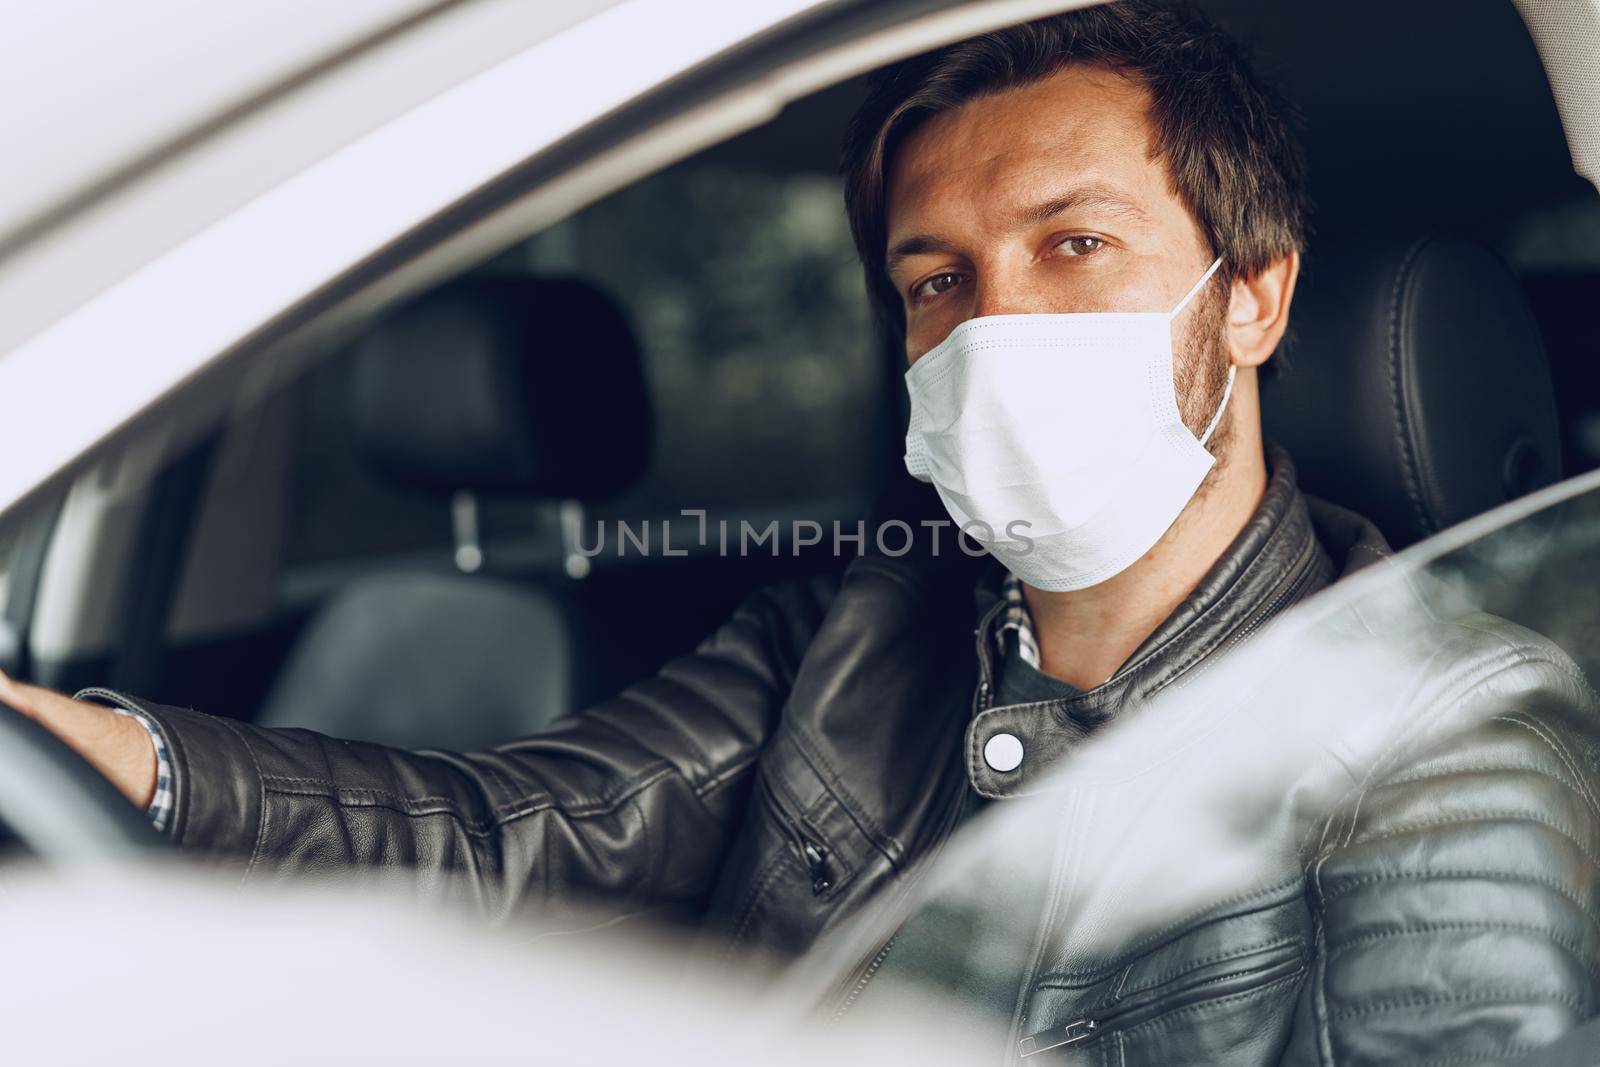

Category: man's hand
[0, 668, 157, 810]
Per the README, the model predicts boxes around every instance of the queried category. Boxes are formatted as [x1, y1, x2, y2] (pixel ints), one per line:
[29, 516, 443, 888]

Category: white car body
[4, 2, 1600, 1063]
[0, 0, 1087, 518]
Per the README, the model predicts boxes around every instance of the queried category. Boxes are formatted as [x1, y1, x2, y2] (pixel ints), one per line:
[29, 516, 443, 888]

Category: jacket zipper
[830, 599, 1006, 1021]
[1223, 533, 1320, 655]
[828, 776, 967, 1022]
[1017, 944, 1305, 1058]
[758, 774, 834, 895]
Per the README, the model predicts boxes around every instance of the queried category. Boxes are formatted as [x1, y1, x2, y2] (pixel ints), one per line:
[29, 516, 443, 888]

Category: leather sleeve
[81, 574, 839, 921]
[1278, 700, 1600, 1064]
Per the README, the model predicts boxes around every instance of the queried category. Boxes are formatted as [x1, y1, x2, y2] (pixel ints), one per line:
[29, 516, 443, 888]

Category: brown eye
[1059, 235, 1104, 257]
[912, 272, 966, 301]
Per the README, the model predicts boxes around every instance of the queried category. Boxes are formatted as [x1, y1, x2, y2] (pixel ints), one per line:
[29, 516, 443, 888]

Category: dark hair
[841, 0, 1309, 336]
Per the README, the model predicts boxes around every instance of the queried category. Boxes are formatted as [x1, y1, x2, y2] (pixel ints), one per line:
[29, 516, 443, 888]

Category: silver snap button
[984, 732, 1024, 773]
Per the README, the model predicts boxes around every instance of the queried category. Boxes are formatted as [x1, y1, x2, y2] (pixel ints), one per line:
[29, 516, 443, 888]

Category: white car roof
[1, 0, 1596, 524]
[0, 0, 454, 249]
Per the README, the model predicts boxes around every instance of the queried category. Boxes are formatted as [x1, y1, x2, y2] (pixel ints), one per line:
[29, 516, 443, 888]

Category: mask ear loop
[1169, 256, 1225, 318]
[1199, 365, 1236, 447]
[1169, 257, 1232, 448]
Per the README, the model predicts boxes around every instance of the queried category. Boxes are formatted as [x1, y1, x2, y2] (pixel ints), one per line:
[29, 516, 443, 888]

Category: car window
[788, 471, 1600, 1047]
[281, 158, 882, 570]
[520, 162, 882, 518]
[0, 526, 15, 615]
[1507, 198, 1600, 478]
[0, 494, 63, 677]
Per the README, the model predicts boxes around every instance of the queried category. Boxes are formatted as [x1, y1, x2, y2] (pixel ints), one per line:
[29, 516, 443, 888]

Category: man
[3, 2, 1598, 1061]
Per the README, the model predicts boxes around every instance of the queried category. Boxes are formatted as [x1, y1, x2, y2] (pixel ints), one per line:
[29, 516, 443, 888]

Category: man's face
[885, 65, 1231, 440]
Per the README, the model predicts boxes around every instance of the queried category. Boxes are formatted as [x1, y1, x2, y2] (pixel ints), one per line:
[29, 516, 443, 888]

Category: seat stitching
[1385, 233, 1437, 537]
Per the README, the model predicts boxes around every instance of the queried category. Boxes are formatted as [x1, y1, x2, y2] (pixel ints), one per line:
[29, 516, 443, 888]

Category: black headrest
[349, 276, 651, 500]
[1262, 233, 1560, 549]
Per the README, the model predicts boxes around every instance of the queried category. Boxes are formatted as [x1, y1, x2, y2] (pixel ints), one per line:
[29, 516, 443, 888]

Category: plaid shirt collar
[995, 571, 1042, 669]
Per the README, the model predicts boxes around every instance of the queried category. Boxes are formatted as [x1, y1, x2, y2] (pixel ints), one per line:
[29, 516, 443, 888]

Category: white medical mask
[904, 257, 1233, 592]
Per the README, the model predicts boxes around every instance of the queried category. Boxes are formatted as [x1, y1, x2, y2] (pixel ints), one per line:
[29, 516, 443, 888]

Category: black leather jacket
[96, 452, 1600, 1063]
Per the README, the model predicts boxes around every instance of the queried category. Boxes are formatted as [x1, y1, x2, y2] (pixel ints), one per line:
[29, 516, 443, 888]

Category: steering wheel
[0, 703, 164, 861]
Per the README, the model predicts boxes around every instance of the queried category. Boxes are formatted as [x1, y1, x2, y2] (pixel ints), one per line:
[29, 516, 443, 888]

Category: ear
[1225, 252, 1299, 369]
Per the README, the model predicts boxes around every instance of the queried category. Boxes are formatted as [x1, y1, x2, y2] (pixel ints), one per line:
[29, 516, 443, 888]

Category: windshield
[7, 469, 1600, 1065]
[776, 469, 1600, 1054]
[6, 1, 1600, 1063]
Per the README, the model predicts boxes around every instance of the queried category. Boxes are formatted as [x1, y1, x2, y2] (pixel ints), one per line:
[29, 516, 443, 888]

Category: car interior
[1, 0, 1599, 758]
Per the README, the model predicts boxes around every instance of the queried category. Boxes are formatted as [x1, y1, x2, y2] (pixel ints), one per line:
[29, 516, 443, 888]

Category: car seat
[1262, 231, 1560, 548]
[255, 275, 650, 750]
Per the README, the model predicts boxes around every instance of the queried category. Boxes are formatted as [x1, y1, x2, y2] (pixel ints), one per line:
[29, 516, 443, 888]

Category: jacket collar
[965, 446, 1373, 799]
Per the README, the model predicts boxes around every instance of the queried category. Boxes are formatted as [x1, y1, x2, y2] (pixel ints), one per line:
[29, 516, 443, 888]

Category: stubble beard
[1173, 278, 1237, 501]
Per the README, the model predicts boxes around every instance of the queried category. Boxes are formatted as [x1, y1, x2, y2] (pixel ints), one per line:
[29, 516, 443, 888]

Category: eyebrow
[1017, 183, 1152, 227]
[884, 235, 959, 276]
[884, 182, 1152, 277]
